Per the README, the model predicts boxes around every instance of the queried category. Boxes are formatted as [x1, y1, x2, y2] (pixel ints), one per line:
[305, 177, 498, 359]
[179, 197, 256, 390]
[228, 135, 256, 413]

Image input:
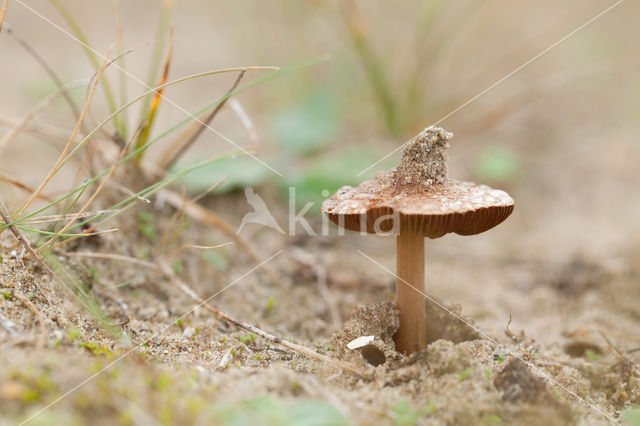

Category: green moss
[390, 399, 430, 425]
[172, 259, 184, 274]
[21, 388, 41, 403]
[427, 398, 436, 414]
[480, 414, 502, 424]
[457, 367, 472, 381]
[67, 327, 81, 341]
[239, 333, 256, 345]
[137, 213, 157, 242]
[585, 349, 600, 361]
[265, 296, 276, 315]
[80, 341, 113, 356]
[156, 372, 172, 391]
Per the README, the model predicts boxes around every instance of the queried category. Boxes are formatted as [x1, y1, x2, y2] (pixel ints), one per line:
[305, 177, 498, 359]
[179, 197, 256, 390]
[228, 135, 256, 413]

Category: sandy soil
[1, 2, 640, 425]
[0, 186, 638, 425]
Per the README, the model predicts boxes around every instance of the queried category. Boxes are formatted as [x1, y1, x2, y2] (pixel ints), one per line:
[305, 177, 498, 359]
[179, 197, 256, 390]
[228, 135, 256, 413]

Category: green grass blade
[56, 66, 276, 173]
[42, 248, 123, 338]
[49, 0, 125, 138]
[58, 151, 243, 238]
[0, 56, 328, 231]
[138, 0, 175, 123]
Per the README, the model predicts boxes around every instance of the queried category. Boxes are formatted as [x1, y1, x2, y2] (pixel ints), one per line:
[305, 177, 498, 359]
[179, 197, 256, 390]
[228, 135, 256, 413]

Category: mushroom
[322, 127, 514, 354]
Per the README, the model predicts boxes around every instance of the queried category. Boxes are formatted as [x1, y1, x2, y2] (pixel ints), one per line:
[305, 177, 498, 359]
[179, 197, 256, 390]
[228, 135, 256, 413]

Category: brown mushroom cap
[322, 127, 514, 238]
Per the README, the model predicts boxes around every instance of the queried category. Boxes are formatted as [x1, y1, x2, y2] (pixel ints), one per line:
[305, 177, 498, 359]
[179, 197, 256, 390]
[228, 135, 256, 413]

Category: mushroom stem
[394, 228, 426, 354]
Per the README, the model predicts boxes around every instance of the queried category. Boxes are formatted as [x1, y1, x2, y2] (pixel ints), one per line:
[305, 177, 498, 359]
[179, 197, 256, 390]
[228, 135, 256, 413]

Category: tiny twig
[13, 291, 46, 348]
[598, 330, 624, 357]
[0, 312, 19, 336]
[3, 210, 113, 225]
[0, 199, 52, 304]
[216, 347, 234, 369]
[289, 247, 342, 330]
[3, 23, 84, 129]
[159, 260, 365, 378]
[0, 172, 55, 202]
[0, 0, 9, 32]
[55, 250, 157, 269]
[156, 175, 230, 253]
[0, 115, 82, 143]
[158, 188, 282, 289]
[504, 307, 524, 343]
[165, 242, 233, 261]
[0, 79, 87, 154]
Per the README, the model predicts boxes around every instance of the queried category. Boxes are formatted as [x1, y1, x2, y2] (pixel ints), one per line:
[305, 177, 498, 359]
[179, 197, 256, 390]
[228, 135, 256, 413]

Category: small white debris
[346, 335, 375, 350]
[182, 326, 196, 338]
[217, 348, 234, 369]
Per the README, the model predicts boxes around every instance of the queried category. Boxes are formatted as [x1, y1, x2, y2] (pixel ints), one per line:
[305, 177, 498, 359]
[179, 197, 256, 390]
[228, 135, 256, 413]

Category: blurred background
[1, 0, 639, 342]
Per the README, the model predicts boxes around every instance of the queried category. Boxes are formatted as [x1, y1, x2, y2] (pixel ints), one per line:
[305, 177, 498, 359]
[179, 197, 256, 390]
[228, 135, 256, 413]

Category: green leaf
[390, 399, 429, 426]
[474, 146, 520, 183]
[177, 156, 271, 194]
[285, 400, 350, 426]
[623, 407, 640, 426]
[213, 397, 350, 426]
[283, 148, 392, 213]
[271, 89, 341, 156]
[202, 248, 229, 270]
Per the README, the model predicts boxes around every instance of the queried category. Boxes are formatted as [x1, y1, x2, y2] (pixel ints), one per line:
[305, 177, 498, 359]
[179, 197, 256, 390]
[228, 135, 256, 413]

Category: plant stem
[395, 229, 426, 354]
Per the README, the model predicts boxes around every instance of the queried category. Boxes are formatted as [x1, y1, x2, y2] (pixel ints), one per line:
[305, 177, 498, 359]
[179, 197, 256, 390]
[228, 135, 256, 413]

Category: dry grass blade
[0, 172, 55, 202]
[228, 98, 259, 147]
[49, 0, 124, 137]
[0, 115, 81, 143]
[13, 291, 46, 349]
[41, 120, 141, 249]
[289, 248, 342, 330]
[56, 250, 157, 269]
[0, 0, 9, 32]
[2, 210, 112, 225]
[16, 50, 111, 217]
[56, 66, 278, 176]
[158, 69, 247, 169]
[158, 260, 365, 378]
[139, 0, 175, 123]
[4, 24, 84, 125]
[0, 79, 86, 154]
[340, 0, 399, 136]
[45, 151, 240, 252]
[134, 25, 174, 159]
[0, 199, 53, 303]
[1, 199, 122, 339]
[166, 242, 233, 260]
[156, 176, 229, 251]
[113, 0, 128, 138]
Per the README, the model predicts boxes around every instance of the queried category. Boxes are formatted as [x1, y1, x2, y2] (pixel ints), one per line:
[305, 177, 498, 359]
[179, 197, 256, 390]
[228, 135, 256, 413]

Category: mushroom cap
[322, 170, 514, 238]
